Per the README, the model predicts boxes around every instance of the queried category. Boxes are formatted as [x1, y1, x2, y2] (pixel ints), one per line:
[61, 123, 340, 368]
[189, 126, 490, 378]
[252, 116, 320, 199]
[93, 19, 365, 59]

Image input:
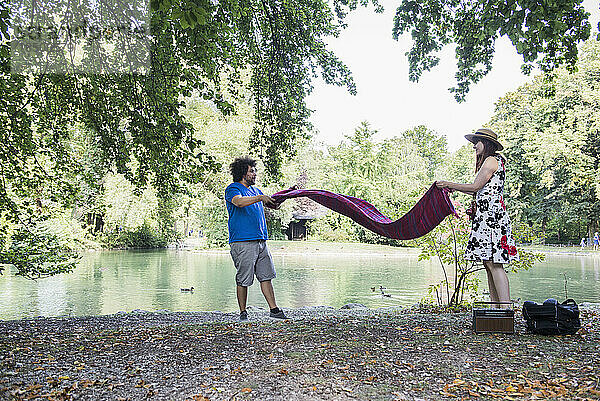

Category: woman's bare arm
[436, 156, 498, 194]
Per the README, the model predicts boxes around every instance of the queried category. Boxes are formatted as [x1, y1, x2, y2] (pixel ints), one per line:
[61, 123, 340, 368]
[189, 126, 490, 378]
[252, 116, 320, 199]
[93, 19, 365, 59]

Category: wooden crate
[472, 302, 515, 334]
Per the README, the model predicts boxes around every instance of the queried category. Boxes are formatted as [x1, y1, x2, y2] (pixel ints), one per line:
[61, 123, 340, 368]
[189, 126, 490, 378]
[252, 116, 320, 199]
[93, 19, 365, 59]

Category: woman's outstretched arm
[436, 156, 498, 195]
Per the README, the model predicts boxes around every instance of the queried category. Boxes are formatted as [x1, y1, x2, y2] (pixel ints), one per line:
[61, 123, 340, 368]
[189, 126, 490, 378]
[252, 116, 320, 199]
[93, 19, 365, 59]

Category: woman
[436, 128, 518, 305]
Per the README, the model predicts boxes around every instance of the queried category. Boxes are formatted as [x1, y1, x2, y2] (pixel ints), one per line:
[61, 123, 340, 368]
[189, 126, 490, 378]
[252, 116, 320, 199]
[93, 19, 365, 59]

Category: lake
[1, 241, 599, 320]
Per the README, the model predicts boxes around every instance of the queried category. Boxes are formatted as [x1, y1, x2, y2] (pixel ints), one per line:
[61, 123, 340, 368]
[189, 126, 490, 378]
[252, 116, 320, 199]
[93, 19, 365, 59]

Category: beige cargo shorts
[229, 240, 276, 286]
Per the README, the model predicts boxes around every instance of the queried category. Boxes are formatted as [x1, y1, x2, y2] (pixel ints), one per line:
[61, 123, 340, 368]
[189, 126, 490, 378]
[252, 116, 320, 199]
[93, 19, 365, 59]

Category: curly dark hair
[229, 156, 256, 182]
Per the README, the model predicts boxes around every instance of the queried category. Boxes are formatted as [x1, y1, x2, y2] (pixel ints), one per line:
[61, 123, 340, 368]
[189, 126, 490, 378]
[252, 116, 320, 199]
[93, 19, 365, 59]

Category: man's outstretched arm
[231, 194, 278, 209]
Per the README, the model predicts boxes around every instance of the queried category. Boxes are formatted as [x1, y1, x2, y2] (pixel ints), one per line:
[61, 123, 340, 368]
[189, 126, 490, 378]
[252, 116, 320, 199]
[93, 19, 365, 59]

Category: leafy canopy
[393, 0, 592, 101]
[0, 0, 379, 277]
[490, 39, 600, 242]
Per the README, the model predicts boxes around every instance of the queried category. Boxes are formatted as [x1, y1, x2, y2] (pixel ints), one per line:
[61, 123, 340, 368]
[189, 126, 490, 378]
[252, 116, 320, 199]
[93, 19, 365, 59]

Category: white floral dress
[464, 155, 519, 264]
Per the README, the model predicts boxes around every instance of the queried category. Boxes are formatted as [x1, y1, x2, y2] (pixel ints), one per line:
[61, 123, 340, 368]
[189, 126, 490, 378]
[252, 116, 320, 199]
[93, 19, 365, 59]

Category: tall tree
[0, 0, 377, 277]
[489, 39, 600, 242]
[307, 121, 443, 245]
[400, 125, 448, 178]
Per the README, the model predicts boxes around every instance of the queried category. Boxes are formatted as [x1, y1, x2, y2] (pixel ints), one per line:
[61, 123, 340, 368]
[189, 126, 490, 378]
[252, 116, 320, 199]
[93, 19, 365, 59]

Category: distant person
[436, 128, 518, 307]
[594, 232, 599, 251]
[580, 237, 586, 249]
[225, 157, 288, 321]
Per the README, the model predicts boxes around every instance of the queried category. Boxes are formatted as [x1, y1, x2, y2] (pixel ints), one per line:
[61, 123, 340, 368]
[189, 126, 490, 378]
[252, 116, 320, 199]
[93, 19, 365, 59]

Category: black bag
[522, 298, 581, 335]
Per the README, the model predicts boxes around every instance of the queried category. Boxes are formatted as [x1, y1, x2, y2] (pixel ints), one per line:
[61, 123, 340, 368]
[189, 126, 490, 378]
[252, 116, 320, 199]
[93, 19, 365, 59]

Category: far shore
[172, 239, 600, 257]
[93, 237, 600, 257]
[186, 240, 421, 257]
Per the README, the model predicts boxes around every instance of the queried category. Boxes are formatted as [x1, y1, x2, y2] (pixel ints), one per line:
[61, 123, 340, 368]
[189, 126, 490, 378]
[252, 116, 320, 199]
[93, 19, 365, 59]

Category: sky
[305, 0, 600, 151]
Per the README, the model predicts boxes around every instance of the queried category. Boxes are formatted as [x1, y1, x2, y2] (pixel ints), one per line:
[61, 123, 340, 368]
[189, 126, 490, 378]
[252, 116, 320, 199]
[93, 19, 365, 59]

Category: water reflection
[1, 249, 599, 320]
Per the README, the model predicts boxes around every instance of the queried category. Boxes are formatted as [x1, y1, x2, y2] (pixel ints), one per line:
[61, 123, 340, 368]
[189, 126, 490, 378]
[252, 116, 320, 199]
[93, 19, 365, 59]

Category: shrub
[417, 205, 545, 307]
[2, 224, 80, 279]
[199, 202, 229, 248]
[100, 223, 167, 249]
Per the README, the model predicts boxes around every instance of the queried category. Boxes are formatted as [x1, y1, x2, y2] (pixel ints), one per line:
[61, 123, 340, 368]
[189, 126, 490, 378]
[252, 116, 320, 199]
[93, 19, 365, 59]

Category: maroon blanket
[272, 184, 457, 240]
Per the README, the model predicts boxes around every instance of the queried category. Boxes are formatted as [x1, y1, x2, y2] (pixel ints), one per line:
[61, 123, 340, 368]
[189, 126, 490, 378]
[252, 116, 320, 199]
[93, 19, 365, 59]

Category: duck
[180, 287, 194, 292]
[379, 286, 392, 297]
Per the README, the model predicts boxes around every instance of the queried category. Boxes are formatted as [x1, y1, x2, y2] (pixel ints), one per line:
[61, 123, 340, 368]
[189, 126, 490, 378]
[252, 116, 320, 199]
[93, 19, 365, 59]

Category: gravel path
[1, 304, 599, 401]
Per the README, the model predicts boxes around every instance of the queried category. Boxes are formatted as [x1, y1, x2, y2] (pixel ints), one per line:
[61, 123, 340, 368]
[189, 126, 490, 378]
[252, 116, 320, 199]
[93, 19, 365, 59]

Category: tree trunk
[95, 214, 104, 233]
[542, 217, 547, 245]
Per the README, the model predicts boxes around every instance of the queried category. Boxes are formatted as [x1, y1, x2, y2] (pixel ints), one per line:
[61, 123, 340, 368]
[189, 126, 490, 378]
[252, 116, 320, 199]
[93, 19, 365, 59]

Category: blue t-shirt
[225, 183, 269, 243]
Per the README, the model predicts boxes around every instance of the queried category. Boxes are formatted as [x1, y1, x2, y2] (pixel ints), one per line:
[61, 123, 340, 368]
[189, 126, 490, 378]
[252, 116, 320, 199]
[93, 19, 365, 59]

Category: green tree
[489, 39, 600, 243]
[445, 144, 475, 185]
[0, 0, 372, 277]
[393, 0, 592, 101]
[305, 122, 449, 245]
[400, 125, 448, 179]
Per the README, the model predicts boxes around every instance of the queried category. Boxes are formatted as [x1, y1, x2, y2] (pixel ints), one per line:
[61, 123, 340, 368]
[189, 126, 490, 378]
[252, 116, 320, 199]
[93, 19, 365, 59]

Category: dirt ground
[1, 306, 599, 400]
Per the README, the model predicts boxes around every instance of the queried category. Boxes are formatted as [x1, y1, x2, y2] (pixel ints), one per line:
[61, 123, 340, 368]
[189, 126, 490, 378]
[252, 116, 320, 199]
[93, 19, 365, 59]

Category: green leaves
[393, 0, 591, 102]
[100, 223, 167, 249]
[2, 224, 80, 279]
[172, 6, 209, 30]
[0, 0, 396, 277]
[491, 39, 600, 243]
[155, 0, 369, 182]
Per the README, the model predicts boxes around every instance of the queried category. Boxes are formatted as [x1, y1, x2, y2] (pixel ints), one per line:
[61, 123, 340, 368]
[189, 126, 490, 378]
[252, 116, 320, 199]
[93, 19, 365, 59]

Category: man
[225, 156, 288, 321]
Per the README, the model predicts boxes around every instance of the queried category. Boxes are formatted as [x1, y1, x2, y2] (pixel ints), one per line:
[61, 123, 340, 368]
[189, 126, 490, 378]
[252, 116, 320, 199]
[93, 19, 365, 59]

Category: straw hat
[464, 128, 503, 151]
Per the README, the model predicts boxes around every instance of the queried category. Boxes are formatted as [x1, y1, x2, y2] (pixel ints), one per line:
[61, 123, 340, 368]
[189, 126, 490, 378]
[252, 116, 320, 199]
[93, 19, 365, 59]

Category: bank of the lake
[175, 238, 600, 259]
[186, 238, 600, 254]
[1, 304, 599, 401]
